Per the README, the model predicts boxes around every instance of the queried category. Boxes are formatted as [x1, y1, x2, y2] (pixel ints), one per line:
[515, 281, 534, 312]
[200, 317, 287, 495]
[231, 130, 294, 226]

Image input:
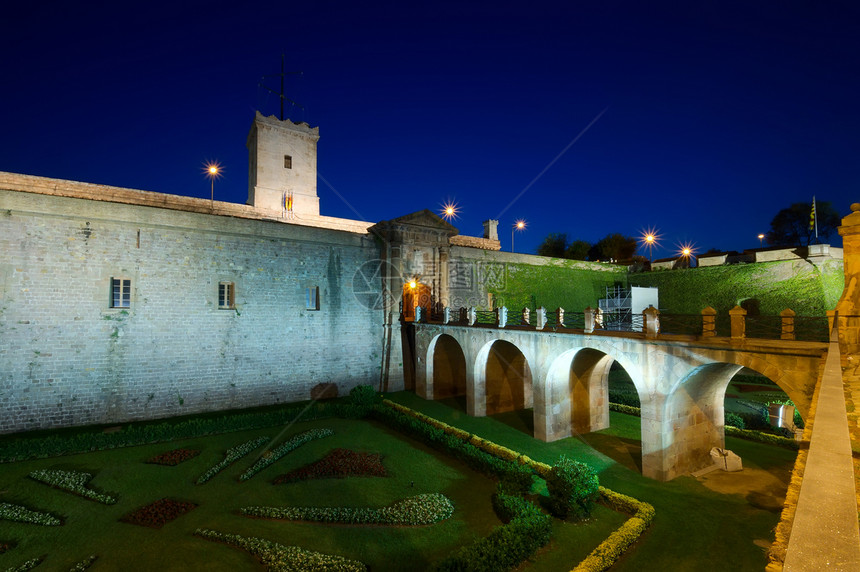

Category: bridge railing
[656, 313, 703, 336]
[415, 305, 829, 343]
[793, 316, 830, 342]
[745, 315, 784, 339]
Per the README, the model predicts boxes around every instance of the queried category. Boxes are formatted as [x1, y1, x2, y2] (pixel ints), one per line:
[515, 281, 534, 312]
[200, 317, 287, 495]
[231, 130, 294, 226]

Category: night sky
[2, 1, 858, 259]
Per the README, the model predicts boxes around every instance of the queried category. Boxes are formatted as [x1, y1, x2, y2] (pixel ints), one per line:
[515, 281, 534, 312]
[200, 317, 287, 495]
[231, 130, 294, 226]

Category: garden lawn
[0, 417, 508, 571]
[387, 391, 796, 571]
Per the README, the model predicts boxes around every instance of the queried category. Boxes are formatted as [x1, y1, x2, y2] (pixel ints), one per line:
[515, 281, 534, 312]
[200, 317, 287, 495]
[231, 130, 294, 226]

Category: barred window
[306, 286, 320, 311]
[284, 155, 292, 169]
[111, 278, 131, 308]
[219, 282, 235, 309]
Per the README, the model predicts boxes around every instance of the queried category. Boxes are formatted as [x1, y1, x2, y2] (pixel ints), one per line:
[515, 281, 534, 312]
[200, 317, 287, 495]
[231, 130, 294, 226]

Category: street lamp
[440, 202, 458, 221]
[678, 243, 696, 268]
[640, 228, 660, 263]
[203, 161, 223, 206]
[758, 233, 765, 247]
[512, 220, 526, 253]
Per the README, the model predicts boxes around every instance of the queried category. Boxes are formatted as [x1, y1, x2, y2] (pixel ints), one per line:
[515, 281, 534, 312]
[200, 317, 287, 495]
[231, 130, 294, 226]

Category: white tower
[246, 111, 320, 216]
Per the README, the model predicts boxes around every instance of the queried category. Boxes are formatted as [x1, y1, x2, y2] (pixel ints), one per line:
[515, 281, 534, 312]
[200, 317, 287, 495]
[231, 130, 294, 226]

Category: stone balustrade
[419, 303, 823, 341]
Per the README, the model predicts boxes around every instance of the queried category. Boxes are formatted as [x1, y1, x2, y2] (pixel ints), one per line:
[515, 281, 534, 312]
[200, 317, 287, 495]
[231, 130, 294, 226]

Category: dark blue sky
[2, 1, 858, 258]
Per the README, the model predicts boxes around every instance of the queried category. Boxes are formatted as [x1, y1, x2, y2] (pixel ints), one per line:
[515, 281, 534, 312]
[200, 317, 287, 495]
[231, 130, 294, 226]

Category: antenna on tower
[259, 53, 304, 121]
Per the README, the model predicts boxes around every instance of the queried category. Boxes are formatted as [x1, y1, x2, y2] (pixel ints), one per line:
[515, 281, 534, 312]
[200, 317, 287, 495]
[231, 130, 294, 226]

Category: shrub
[725, 412, 745, 430]
[546, 455, 599, 520]
[434, 493, 551, 572]
[337, 384, 380, 418]
[608, 390, 641, 408]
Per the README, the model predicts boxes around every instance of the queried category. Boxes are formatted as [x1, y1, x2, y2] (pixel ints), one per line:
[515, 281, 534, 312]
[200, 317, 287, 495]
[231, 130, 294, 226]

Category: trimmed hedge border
[0, 402, 339, 463]
[609, 402, 799, 450]
[378, 400, 655, 572]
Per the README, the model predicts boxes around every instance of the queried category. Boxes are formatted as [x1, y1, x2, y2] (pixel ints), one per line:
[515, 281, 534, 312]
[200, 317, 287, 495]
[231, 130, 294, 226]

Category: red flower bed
[120, 498, 197, 528]
[273, 448, 387, 484]
[146, 448, 200, 466]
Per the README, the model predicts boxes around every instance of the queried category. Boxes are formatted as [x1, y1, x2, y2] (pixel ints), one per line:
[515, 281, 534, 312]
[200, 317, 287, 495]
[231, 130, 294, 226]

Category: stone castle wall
[0, 186, 386, 434]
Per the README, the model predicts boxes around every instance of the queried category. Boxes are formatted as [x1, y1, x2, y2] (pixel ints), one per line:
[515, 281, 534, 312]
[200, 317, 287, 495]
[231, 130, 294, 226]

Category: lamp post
[512, 220, 525, 253]
[639, 229, 660, 266]
[204, 162, 222, 207]
[644, 233, 656, 262]
[758, 233, 765, 248]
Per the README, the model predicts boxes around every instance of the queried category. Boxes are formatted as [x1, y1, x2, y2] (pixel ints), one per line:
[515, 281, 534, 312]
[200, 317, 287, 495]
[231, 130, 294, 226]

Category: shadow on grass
[489, 408, 535, 437]
[577, 433, 643, 473]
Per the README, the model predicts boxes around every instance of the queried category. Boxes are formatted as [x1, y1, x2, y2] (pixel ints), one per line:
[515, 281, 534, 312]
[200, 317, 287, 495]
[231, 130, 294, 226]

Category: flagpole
[814, 196, 819, 241]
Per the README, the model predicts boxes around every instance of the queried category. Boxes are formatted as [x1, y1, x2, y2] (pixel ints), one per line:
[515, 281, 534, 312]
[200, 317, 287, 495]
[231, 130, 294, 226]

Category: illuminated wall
[0, 184, 384, 434]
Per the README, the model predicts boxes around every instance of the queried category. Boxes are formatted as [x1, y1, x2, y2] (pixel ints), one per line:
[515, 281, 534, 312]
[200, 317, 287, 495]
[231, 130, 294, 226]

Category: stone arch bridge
[409, 323, 827, 481]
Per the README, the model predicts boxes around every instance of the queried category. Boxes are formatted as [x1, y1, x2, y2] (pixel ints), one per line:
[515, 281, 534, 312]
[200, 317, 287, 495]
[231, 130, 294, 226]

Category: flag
[283, 192, 293, 211]
[809, 197, 816, 231]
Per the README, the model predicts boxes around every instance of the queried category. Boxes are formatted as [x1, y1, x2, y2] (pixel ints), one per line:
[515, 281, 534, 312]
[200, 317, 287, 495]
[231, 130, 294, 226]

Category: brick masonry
[0, 185, 388, 433]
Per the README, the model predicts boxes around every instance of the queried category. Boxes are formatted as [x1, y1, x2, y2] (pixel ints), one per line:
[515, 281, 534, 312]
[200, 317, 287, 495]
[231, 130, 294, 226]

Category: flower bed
[146, 448, 200, 466]
[0, 540, 15, 554]
[4, 556, 42, 571]
[273, 448, 387, 484]
[195, 528, 366, 572]
[241, 493, 454, 526]
[28, 469, 117, 505]
[70, 555, 98, 571]
[196, 435, 269, 484]
[120, 498, 197, 528]
[0, 502, 62, 526]
[239, 429, 334, 482]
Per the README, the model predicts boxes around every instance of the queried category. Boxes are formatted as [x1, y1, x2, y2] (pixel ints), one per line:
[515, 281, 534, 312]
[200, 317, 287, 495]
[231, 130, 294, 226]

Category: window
[219, 282, 235, 309]
[305, 286, 320, 311]
[111, 278, 131, 308]
[284, 155, 292, 169]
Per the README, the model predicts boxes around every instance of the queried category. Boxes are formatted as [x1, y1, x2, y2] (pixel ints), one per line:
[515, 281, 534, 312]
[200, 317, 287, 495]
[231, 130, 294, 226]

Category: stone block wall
[0, 188, 385, 434]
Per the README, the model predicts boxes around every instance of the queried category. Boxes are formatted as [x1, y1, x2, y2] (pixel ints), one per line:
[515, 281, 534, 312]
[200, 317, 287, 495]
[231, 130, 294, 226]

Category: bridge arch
[426, 333, 467, 400]
[538, 347, 641, 441]
[656, 362, 743, 478]
[475, 339, 534, 417]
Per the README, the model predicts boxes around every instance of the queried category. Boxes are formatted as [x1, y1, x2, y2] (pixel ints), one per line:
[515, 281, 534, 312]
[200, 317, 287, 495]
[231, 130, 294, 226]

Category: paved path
[784, 331, 860, 570]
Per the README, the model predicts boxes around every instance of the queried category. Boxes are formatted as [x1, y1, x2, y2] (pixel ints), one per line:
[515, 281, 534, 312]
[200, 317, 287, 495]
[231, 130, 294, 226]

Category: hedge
[434, 490, 552, 572]
[572, 487, 656, 572]
[378, 400, 654, 572]
[0, 401, 339, 463]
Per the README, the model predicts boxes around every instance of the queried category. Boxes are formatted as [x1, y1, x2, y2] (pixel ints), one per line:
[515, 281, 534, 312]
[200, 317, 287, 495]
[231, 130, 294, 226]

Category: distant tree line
[534, 200, 841, 263]
[536, 232, 638, 262]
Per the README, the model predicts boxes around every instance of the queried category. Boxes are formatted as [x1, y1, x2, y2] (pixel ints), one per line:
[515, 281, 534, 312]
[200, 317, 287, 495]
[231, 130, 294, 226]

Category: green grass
[0, 418, 504, 571]
[0, 394, 796, 571]
[385, 391, 796, 571]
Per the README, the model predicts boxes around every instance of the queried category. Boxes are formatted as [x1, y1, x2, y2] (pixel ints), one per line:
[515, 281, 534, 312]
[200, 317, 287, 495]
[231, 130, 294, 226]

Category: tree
[766, 201, 840, 247]
[589, 233, 637, 262]
[565, 240, 591, 260]
[536, 233, 568, 258]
